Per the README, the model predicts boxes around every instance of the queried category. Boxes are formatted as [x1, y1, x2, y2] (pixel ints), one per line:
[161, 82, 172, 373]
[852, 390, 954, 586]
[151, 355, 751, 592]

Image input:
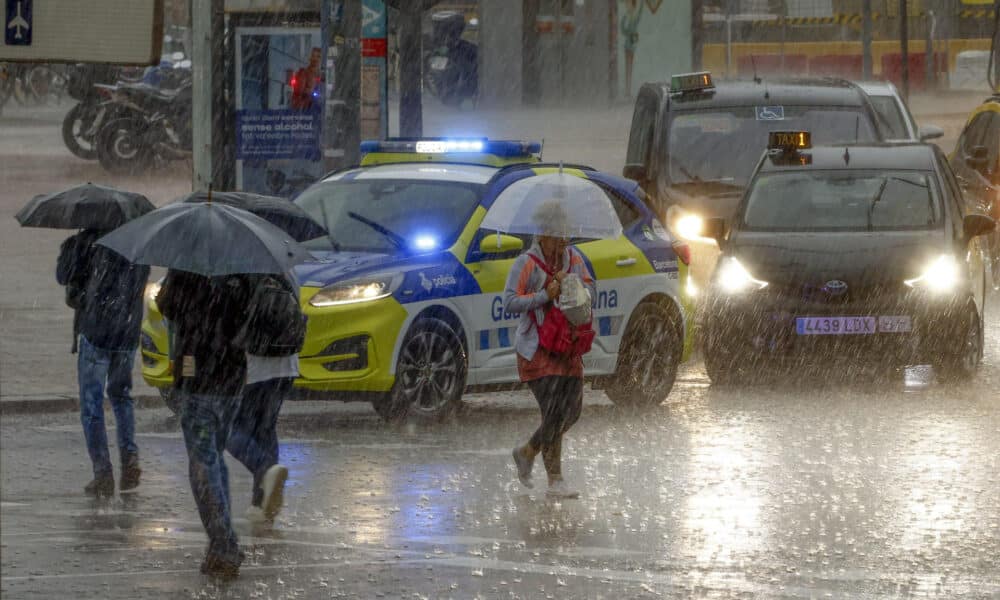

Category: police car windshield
[296, 179, 483, 254]
[742, 170, 940, 232]
[667, 107, 876, 185]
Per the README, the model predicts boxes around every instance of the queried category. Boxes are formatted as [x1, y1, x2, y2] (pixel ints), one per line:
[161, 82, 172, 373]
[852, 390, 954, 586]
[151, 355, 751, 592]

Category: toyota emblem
[822, 279, 848, 295]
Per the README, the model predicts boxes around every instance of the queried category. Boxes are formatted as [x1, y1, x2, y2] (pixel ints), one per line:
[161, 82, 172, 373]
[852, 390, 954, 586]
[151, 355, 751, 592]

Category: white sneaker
[546, 480, 579, 499]
[261, 464, 289, 521]
[245, 505, 268, 524]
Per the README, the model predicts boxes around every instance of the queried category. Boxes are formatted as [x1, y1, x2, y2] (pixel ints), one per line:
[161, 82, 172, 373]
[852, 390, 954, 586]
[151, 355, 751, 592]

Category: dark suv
[624, 75, 886, 227]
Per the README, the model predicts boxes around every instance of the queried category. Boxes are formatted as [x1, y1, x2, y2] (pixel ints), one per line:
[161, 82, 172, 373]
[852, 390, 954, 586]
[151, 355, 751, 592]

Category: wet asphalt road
[2, 97, 1000, 598]
[3, 305, 999, 599]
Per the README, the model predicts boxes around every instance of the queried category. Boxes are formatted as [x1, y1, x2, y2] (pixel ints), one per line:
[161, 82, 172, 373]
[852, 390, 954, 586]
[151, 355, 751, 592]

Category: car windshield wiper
[347, 211, 407, 251]
[316, 200, 341, 252]
[866, 177, 889, 231]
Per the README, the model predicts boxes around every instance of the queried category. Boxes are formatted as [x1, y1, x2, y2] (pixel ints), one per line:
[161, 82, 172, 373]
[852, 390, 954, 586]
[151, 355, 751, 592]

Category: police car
[700, 131, 995, 383]
[139, 139, 695, 421]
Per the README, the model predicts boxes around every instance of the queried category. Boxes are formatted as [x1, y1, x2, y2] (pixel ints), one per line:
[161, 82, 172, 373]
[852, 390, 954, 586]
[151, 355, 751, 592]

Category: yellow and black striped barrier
[743, 9, 999, 27]
[959, 9, 996, 18]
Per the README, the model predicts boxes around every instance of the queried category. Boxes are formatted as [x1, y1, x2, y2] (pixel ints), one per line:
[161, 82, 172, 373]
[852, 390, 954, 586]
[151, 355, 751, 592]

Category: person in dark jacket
[56, 228, 150, 497]
[156, 269, 251, 579]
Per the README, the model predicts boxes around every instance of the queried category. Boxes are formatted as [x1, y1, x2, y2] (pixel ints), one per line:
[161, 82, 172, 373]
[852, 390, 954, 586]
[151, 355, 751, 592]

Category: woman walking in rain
[505, 202, 595, 499]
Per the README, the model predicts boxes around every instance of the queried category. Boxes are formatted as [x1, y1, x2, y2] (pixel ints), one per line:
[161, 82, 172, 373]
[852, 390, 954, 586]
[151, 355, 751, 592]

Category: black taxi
[700, 132, 996, 383]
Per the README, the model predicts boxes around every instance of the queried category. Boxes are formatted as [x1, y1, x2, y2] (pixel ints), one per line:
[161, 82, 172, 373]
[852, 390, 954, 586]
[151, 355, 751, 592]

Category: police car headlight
[145, 280, 162, 306]
[716, 257, 768, 294]
[904, 255, 960, 292]
[310, 273, 402, 307]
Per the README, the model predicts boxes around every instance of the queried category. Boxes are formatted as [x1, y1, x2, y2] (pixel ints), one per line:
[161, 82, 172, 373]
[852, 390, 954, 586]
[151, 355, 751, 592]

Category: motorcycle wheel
[62, 103, 100, 160]
[97, 117, 153, 175]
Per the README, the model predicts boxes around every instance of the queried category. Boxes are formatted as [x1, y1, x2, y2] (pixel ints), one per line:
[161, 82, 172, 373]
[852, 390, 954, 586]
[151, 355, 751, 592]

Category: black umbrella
[16, 183, 155, 229]
[179, 191, 327, 242]
[97, 202, 313, 277]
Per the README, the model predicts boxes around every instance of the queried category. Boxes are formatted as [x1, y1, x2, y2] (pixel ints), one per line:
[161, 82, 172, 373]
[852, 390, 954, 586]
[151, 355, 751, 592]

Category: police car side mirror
[963, 213, 996, 241]
[704, 217, 726, 246]
[623, 163, 648, 182]
[475, 233, 524, 255]
[918, 125, 943, 141]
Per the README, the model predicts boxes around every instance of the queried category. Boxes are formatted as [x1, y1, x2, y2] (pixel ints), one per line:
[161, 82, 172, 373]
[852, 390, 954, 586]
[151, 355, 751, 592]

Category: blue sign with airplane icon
[5, 0, 32, 46]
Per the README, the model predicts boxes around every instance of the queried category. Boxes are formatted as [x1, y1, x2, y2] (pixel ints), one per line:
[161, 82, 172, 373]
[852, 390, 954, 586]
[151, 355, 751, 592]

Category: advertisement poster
[235, 27, 324, 198]
[361, 0, 387, 139]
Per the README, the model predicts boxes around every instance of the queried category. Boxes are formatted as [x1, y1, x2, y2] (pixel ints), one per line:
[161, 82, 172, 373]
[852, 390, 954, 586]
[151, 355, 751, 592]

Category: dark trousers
[77, 335, 138, 477]
[527, 376, 583, 478]
[180, 391, 241, 563]
[226, 377, 293, 507]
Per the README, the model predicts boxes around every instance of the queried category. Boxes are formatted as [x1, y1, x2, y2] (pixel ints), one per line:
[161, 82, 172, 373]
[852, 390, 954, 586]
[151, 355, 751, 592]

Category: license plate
[795, 316, 912, 335]
[430, 56, 449, 70]
[796, 316, 875, 335]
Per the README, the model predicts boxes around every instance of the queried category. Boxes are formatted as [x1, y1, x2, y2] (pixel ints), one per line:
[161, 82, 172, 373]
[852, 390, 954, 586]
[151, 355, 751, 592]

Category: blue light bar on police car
[360, 138, 542, 157]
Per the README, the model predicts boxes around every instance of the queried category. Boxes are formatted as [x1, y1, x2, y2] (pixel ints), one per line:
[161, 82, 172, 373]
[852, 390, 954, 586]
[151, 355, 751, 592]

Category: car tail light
[672, 241, 691, 266]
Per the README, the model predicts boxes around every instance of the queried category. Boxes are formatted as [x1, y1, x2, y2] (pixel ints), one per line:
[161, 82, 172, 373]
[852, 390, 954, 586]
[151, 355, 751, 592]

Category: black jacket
[56, 230, 149, 351]
[156, 270, 250, 397]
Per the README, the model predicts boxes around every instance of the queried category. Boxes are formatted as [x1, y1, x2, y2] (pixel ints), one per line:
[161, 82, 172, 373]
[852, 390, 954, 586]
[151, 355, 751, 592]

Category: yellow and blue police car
[140, 139, 695, 421]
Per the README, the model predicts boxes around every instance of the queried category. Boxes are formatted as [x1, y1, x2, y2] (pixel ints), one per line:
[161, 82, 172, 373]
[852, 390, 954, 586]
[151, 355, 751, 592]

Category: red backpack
[527, 253, 595, 357]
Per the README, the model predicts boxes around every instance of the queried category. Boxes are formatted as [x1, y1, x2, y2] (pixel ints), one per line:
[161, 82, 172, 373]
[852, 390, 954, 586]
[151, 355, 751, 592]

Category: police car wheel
[159, 388, 181, 416]
[605, 303, 681, 408]
[377, 319, 468, 423]
[933, 301, 983, 383]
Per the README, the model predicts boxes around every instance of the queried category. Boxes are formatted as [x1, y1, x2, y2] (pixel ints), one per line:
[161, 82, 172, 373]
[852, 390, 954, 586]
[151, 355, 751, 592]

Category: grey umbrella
[96, 202, 313, 276]
[179, 191, 328, 242]
[15, 183, 155, 229]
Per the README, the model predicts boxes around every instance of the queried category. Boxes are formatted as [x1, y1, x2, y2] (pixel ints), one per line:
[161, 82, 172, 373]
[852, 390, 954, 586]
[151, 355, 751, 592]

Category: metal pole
[726, 15, 732, 77]
[925, 10, 936, 91]
[398, 5, 422, 137]
[862, 0, 873, 79]
[191, 0, 217, 191]
[900, 0, 909, 100]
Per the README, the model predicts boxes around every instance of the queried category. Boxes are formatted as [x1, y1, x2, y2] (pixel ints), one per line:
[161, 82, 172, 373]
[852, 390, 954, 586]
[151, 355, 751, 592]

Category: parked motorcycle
[62, 64, 122, 159]
[423, 11, 478, 107]
[62, 58, 187, 161]
[95, 68, 192, 175]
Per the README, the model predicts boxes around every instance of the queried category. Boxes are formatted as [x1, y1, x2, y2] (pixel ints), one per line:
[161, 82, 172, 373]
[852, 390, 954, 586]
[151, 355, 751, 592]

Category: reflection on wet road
[2, 301, 999, 598]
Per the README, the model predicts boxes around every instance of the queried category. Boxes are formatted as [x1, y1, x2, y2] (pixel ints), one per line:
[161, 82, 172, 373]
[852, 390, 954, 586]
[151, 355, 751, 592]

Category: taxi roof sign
[360, 138, 543, 167]
[670, 71, 714, 94]
[768, 131, 811, 152]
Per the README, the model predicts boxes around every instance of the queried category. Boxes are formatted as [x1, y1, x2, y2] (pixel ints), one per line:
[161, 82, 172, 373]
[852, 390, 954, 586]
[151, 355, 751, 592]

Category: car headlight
[675, 213, 705, 241]
[309, 273, 402, 307]
[145, 280, 162, 305]
[904, 254, 960, 292]
[716, 257, 768, 294]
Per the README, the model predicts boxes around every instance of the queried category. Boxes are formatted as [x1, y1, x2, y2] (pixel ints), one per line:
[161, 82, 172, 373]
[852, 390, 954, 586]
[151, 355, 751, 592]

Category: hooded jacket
[56, 229, 149, 351]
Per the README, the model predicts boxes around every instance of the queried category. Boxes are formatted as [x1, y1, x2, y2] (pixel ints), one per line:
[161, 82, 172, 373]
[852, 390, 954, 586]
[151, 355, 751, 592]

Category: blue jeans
[180, 391, 242, 563]
[227, 377, 293, 507]
[77, 335, 138, 478]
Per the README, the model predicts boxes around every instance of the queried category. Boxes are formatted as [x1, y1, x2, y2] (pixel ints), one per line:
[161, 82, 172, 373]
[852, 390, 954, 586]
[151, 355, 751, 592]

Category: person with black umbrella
[177, 191, 318, 526]
[18, 183, 154, 497]
[99, 200, 313, 579]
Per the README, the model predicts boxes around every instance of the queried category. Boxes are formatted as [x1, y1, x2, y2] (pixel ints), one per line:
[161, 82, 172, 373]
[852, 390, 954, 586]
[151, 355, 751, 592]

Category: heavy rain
[1, 0, 999, 598]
